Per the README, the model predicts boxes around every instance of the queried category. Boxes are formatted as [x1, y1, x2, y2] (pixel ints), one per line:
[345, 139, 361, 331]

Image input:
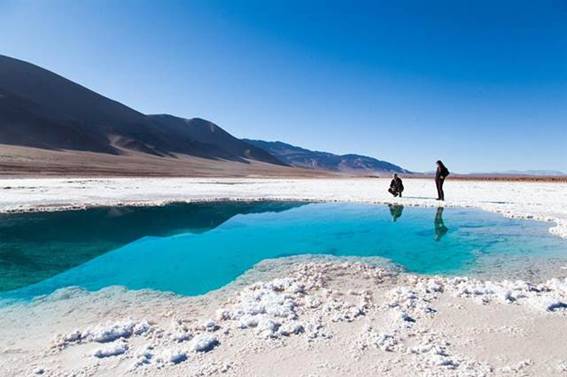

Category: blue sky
[1, 0, 566, 172]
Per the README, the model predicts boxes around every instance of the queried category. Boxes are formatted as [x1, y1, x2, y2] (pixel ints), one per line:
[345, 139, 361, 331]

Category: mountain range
[0, 54, 406, 176]
[244, 140, 409, 174]
[469, 170, 566, 177]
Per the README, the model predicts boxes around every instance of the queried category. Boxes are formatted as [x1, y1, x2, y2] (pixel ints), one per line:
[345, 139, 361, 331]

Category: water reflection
[388, 204, 404, 222]
[3, 203, 564, 300]
[434, 207, 449, 241]
[0, 201, 304, 291]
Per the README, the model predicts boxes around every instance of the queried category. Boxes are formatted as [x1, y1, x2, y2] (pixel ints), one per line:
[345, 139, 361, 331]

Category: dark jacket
[390, 177, 404, 192]
[436, 165, 449, 180]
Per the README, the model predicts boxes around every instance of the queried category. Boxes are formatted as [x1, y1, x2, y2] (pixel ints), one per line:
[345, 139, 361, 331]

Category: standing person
[435, 160, 449, 200]
[388, 173, 404, 197]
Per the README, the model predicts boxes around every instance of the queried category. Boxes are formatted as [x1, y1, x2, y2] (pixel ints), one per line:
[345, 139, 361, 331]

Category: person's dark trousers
[435, 179, 444, 200]
[388, 188, 399, 197]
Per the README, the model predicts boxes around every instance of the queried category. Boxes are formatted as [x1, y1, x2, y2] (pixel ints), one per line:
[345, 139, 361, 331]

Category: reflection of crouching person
[388, 174, 404, 197]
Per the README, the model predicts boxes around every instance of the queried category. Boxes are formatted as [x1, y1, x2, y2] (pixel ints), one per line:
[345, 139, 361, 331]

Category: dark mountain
[0, 54, 284, 165]
[148, 115, 283, 164]
[243, 139, 410, 174]
[0, 54, 412, 175]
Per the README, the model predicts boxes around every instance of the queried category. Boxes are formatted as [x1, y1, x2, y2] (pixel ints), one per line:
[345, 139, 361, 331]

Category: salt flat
[1, 177, 567, 237]
[1, 177, 567, 377]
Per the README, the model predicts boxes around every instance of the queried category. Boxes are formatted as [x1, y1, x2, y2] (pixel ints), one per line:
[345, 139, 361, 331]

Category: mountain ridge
[0, 54, 284, 166]
[0, 54, 409, 176]
[243, 139, 410, 174]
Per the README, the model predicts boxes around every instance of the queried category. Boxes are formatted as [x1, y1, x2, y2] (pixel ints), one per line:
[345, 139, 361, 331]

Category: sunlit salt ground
[1, 201, 566, 302]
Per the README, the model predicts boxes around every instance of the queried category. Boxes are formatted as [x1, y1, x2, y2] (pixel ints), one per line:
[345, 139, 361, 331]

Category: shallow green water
[1, 201, 566, 299]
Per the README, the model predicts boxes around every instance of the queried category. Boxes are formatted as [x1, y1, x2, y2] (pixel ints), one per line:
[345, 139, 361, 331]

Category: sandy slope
[0, 178, 566, 377]
[0, 144, 334, 178]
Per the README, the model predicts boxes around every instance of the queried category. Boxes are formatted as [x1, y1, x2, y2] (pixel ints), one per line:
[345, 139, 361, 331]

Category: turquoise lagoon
[1, 201, 566, 300]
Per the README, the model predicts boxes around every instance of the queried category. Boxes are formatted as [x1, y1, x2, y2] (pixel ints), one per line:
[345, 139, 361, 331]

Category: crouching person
[388, 173, 404, 197]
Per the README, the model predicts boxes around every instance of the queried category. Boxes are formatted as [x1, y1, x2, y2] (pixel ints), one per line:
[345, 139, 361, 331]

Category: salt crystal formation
[45, 262, 567, 376]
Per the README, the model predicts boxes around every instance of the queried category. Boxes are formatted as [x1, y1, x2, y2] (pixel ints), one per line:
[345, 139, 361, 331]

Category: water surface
[1, 201, 566, 300]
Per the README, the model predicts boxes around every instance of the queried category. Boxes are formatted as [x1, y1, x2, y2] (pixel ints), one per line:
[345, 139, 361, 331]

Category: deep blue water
[1, 201, 566, 300]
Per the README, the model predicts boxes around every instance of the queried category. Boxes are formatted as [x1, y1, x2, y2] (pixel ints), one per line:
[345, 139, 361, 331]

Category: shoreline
[1, 177, 566, 238]
[1, 259, 567, 376]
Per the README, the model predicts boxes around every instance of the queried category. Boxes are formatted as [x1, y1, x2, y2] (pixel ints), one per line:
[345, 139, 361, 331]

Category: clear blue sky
[1, 0, 566, 173]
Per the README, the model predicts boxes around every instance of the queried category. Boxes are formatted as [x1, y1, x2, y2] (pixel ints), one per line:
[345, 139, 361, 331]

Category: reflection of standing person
[388, 204, 404, 222]
[434, 207, 449, 241]
[435, 160, 450, 201]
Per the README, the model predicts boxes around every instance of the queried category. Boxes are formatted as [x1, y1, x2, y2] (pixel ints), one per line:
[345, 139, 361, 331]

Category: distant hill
[469, 170, 566, 177]
[147, 114, 284, 164]
[243, 139, 410, 174]
[0, 54, 414, 177]
[0, 54, 283, 165]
